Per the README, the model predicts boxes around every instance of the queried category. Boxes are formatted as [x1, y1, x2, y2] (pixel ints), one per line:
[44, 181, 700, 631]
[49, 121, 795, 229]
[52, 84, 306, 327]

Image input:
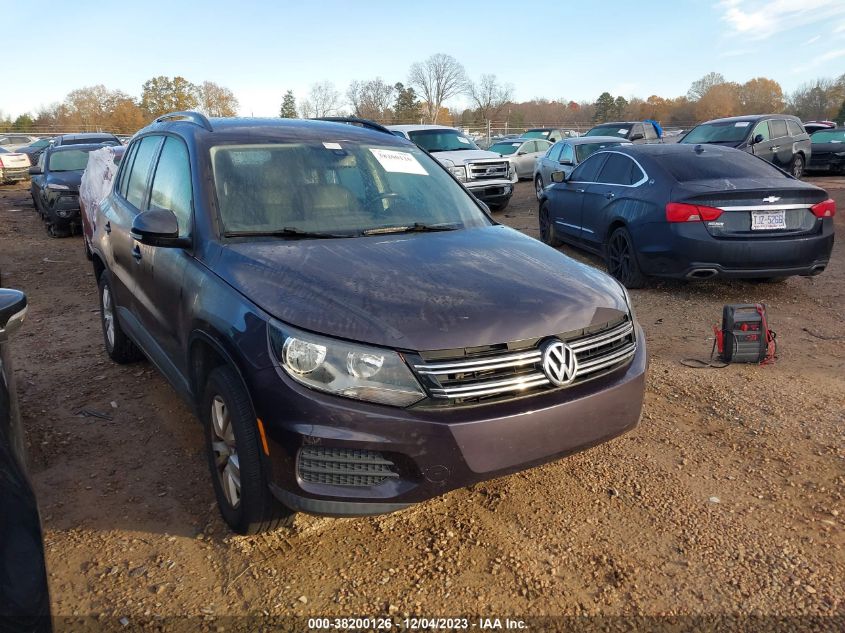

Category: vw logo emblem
[541, 339, 578, 387]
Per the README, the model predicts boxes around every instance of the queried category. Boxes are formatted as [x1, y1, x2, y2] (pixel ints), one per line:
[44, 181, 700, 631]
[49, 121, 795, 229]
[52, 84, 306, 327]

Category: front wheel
[203, 366, 293, 535]
[98, 274, 144, 364]
[535, 175, 544, 200]
[539, 203, 562, 247]
[790, 154, 804, 179]
[606, 227, 646, 289]
[488, 200, 509, 212]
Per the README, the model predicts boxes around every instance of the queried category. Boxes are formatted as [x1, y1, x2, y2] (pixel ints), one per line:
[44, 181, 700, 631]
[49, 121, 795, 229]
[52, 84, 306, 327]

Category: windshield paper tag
[618, 129, 628, 134]
[323, 142, 343, 150]
[735, 122, 750, 127]
[457, 136, 471, 144]
[369, 149, 428, 175]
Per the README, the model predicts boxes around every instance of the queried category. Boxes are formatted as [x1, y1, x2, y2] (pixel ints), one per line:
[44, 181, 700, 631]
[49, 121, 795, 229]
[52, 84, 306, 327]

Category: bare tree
[347, 78, 395, 120]
[408, 53, 467, 123]
[306, 81, 341, 118]
[197, 81, 240, 117]
[687, 72, 726, 101]
[466, 74, 513, 123]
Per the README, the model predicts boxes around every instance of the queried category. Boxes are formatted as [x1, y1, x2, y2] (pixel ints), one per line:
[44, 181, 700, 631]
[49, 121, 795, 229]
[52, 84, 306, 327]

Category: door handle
[104, 221, 111, 234]
[771, 146, 779, 151]
[575, 188, 585, 193]
[132, 245, 142, 261]
[605, 192, 615, 199]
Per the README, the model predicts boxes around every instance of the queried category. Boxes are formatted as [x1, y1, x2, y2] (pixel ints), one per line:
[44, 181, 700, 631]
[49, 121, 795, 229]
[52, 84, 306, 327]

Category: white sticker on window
[735, 121, 750, 127]
[323, 142, 342, 150]
[369, 148, 429, 175]
[512, 143, 522, 147]
[457, 136, 471, 144]
[618, 129, 628, 134]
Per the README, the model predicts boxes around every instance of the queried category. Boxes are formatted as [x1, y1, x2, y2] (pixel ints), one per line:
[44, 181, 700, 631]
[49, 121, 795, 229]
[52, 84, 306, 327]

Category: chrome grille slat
[415, 318, 636, 404]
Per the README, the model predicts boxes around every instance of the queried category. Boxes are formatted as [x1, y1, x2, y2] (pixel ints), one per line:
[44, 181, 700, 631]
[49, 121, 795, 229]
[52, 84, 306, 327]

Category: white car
[487, 137, 553, 180]
[388, 124, 517, 211]
[0, 134, 41, 151]
[0, 147, 32, 184]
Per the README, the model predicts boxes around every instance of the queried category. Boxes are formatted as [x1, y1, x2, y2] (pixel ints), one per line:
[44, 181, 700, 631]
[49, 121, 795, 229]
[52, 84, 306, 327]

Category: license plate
[751, 210, 786, 230]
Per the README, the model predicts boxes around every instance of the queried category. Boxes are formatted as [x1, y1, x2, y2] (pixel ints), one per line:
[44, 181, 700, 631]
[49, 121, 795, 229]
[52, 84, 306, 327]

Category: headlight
[47, 183, 70, 190]
[269, 321, 425, 407]
[616, 281, 637, 322]
[835, 152, 845, 157]
[449, 165, 467, 182]
[508, 162, 518, 182]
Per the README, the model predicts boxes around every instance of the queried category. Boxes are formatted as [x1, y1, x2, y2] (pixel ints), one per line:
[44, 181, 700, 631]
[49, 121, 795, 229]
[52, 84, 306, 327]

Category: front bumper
[0, 167, 30, 183]
[44, 193, 80, 223]
[465, 180, 513, 205]
[632, 220, 835, 279]
[251, 325, 647, 516]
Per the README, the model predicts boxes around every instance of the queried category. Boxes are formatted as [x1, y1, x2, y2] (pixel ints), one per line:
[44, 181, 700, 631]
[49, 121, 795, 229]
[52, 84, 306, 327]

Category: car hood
[430, 149, 508, 166]
[45, 171, 83, 190]
[215, 226, 628, 351]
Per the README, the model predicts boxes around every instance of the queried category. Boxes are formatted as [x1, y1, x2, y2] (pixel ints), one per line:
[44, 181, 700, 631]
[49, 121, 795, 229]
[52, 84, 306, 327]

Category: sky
[4, 0, 845, 120]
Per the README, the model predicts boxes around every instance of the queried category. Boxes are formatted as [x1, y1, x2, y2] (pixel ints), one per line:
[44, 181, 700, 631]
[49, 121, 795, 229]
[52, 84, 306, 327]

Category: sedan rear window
[661, 149, 789, 182]
[488, 142, 522, 155]
[811, 129, 845, 143]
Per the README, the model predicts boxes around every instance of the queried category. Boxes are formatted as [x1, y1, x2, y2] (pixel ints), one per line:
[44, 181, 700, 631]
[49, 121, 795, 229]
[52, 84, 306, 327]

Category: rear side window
[787, 120, 804, 137]
[559, 144, 575, 163]
[125, 136, 162, 209]
[148, 137, 192, 237]
[547, 143, 563, 162]
[570, 153, 608, 182]
[661, 149, 788, 182]
[770, 119, 788, 139]
[596, 153, 643, 185]
[117, 142, 139, 197]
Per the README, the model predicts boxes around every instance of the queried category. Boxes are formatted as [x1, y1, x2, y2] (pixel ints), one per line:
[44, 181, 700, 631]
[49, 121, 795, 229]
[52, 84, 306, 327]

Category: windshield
[211, 142, 492, 236]
[522, 130, 550, 139]
[811, 129, 845, 143]
[586, 125, 631, 138]
[406, 129, 479, 152]
[680, 121, 751, 144]
[488, 141, 523, 155]
[575, 142, 623, 162]
[47, 149, 95, 172]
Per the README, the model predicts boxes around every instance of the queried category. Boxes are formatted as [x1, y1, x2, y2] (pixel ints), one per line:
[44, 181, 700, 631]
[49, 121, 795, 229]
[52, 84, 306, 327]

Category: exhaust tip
[686, 268, 719, 279]
[810, 265, 825, 276]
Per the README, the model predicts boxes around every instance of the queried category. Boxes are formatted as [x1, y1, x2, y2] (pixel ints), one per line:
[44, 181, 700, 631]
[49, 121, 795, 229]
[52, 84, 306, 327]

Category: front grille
[413, 318, 636, 405]
[468, 160, 510, 180]
[297, 447, 399, 487]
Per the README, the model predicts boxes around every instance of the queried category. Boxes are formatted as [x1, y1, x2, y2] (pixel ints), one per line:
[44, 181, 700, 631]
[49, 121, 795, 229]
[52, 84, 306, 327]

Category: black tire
[606, 226, 647, 289]
[535, 175, 544, 201]
[202, 365, 293, 534]
[790, 154, 805, 179]
[83, 237, 93, 261]
[45, 221, 71, 239]
[539, 203, 562, 247]
[489, 200, 509, 212]
[98, 273, 144, 364]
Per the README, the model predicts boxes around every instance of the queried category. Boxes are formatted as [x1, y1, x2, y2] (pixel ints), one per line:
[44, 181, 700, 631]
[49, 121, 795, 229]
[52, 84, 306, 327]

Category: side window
[547, 143, 563, 162]
[148, 137, 193, 237]
[632, 124, 644, 139]
[787, 120, 803, 137]
[537, 140, 552, 153]
[597, 153, 643, 186]
[117, 141, 139, 198]
[752, 120, 770, 141]
[769, 119, 788, 139]
[570, 153, 608, 182]
[521, 141, 535, 154]
[643, 124, 658, 140]
[125, 136, 162, 209]
[559, 144, 575, 164]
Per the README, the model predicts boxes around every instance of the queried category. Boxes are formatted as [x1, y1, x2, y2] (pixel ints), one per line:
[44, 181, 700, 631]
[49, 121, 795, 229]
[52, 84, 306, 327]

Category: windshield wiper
[362, 223, 460, 236]
[223, 227, 353, 239]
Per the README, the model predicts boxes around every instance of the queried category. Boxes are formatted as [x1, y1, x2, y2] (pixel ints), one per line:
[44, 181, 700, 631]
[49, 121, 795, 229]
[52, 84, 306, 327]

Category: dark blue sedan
[538, 144, 835, 287]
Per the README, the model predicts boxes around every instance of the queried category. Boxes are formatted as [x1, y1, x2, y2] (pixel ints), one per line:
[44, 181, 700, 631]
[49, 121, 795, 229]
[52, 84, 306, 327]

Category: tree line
[3, 56, 844, 134]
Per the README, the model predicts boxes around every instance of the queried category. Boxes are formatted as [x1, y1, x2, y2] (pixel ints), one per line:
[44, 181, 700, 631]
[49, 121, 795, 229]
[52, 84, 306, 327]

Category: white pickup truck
[388, 124, 516, 211]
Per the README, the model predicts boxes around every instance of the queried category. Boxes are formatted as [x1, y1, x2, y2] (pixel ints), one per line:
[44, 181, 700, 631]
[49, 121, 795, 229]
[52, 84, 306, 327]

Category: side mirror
[559, 158, 573, 166]
[0, 288, 27, 342]
[28, 166, 42, 175]
[551, 171, 567, 183]
[630, 133, 644, 141]
[131, 208, 189, 248]
[752, 134, 764, 144]
[516, 151, 526, 156]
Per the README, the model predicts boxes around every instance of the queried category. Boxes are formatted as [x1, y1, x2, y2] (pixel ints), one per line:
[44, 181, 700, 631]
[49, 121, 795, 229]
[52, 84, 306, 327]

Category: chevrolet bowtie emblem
[762, 196, 781, 203]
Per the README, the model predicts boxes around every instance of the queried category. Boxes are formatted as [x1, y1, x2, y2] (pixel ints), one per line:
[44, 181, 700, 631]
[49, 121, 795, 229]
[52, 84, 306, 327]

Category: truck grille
[413, 318, 636, 405]
[297, 447, 399, 487]
[468, 160, 510, 180]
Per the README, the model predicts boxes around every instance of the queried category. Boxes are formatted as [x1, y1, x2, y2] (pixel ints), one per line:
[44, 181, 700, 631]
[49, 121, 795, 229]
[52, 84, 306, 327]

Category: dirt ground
[1, 175, 844, 631]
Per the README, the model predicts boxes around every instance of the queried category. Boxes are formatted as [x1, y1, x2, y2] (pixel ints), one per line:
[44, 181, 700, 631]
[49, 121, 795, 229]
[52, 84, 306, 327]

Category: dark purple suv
[90, 112, 647, 534]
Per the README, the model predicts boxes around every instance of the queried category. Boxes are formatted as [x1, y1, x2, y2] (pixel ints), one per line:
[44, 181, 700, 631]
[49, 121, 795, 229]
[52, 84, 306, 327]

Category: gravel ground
[1, 175, 843, 632]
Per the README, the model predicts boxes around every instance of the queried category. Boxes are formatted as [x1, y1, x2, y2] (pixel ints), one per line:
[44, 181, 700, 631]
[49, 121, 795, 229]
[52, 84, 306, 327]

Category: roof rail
[154, 111, 213, 131]
[312, 117, 393, 136]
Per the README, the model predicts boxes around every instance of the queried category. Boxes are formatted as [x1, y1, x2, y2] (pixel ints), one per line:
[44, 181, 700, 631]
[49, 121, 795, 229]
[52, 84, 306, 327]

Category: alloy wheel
[535, 176, 544, 200]
[102, 285, 115, 350]
[211, 395, 241, 509]
[792, 156, 804, 179]
[608, 232, 634, 284]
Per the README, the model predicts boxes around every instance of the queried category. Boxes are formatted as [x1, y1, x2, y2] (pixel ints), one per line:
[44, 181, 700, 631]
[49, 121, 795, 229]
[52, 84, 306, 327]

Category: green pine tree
[593, 92, 615, 123]
[392, 83, 420, 123]
[279, 91, 298, 118]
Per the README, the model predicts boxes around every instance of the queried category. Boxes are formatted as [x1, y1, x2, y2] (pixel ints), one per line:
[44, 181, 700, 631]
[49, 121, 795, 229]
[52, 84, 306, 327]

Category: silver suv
[388, 124, 516, 211]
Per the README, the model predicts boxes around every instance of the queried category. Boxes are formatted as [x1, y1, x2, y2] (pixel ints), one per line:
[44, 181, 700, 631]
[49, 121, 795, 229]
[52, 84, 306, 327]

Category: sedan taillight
[810, 199, 836, 218]
[665, 202, 723, 222]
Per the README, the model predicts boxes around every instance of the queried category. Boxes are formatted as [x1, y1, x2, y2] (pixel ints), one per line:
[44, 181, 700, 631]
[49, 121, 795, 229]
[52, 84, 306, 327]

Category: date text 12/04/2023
[307, 617, 528, 630]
